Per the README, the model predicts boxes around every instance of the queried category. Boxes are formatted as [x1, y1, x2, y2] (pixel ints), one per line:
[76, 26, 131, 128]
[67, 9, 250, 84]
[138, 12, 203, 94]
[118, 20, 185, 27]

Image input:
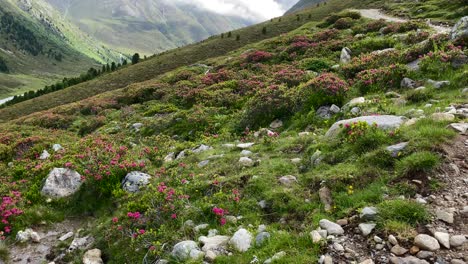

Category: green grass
[395, 151, 440, 178]
[0, 0, 373, 122]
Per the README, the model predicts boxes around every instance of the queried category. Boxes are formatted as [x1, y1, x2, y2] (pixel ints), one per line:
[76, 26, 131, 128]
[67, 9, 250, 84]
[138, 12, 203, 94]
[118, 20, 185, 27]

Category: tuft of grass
[377, 200, 429, 227]
[395, 151, 440, 178]
[0, 241, 8, 262]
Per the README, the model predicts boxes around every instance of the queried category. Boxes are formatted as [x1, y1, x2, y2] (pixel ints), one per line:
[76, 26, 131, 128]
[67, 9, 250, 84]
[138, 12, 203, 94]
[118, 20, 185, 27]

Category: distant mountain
[44, 0, 252, 54]
[0, 0, 122, 98]
[286, 0, 327, 14]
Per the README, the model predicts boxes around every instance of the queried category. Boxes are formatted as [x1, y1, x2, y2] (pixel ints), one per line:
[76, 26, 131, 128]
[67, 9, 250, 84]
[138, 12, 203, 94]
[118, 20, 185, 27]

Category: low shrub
[296, 73, 350, 110]
[377, 200, 429, 226]
[395, 151, 440, 178]
[244, 50, 273, 63]
[301, 58, 331, 72]
[341, 121, 394, 153]
[354, 64, 408, 94]
[405, 88, 433, 103]
[333, 17, 354, 29]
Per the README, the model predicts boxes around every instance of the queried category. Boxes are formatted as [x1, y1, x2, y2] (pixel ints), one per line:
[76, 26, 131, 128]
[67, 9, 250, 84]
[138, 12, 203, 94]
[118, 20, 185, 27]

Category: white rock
[39, 150, 51, 160]
[319, 219, 344, 235]
[52, 144, 63, 152]
[310, 230, 323, 243]
[340, 47, 352, 64]
[264, 251, 286, 264]
[239, 157, 255, 167]
[83, 249, 104, 264]
[240, 150, 253, 157]
[68, 236, 93, 252]
[436, 209, 454, 224]
[449, 235, 466, 247]
[359, 223, 376, 236]
[434, 232, 450, 249]
[278, 175, 297, 186]
[432, 113, 455, 122]
[388, 234, 398, 245]
[237, 143, 255, 149]
[414, 234, 440, 251]
[448, 123, 468, 134]
[270, 120, 283, 129]
[230, 228, 252, 252]
[194, 224, 209, 233]
[59, 232, 74, 241]
[164, 152, 175, 162]
[41, 168, 83, 198]
[199, 235, 230, 252]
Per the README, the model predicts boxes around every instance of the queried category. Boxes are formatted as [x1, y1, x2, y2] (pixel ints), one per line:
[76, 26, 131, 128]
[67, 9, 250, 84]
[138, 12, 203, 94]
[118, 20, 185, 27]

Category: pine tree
[262, 27, 267, 35]
[132, 53, 140, 64]
[111, 62, 116, 71]
[228, 31, 232, 38]
[106, 64, 110, 72]
[122, 59, 128, 66]
[236, 34, 240, 41]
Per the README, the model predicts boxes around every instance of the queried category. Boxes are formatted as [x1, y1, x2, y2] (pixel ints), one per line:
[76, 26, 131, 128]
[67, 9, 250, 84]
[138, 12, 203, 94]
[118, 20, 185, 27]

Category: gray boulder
[386, 142, 409, 157]
[121, 171, 151, 193]
[171, 241, 204, 261]
[427, 79, 450, 89]
[450, 16, 468, 40]
[414, 234, 440, 251]
[401, 77, 416, 89]
[41, 168, 83, 198]
[325, 115, 407, 138]
[256, 232, 271, 246]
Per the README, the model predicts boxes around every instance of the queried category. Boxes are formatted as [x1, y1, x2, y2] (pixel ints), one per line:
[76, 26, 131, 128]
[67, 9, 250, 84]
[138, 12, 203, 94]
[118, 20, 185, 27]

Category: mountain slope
[0, 0, 122, 98]
[44, 0, 251, 54]
[286, 0, 326, 14]
[0, 0, 370, 122]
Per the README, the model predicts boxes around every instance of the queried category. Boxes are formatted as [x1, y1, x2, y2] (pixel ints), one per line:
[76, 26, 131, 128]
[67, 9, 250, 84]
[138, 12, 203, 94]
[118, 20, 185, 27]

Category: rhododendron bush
[296, 73, 350, 110]
[354, 64, 408, 94]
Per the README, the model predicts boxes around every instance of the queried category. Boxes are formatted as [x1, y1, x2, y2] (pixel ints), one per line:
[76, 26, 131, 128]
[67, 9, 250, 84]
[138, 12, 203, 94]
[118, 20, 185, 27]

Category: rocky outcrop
[121, 171, 151, 193]
[41, 168, 83, 198]
[325, 115, 407, 137]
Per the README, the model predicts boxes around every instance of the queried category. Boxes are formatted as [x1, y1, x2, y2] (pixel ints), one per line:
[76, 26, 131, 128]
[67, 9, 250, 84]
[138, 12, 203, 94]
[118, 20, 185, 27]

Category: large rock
[83, 249, 104, 264]
[230, 228, 252, 252]
[340, 47, 352, 64]
[414, 234, 440, 251]
[121, 171, 151, 193]
[199, 235, 230, 252]
[360, 207, 378, 221]
[319, 186, 333, 211]
[325, 115, 407, 138]
[450, 16, 468, 40]
[448, 123, 468, 134]
[359, 223, 376, 236]
[41, 168, 83, 198]
[278, 175, 297, 187]
[386, 142, 409, 157]
[450, 235, 466, 247]
[432, 113, 455, 122]
[319, 219, 344, 235]
[171, 241, 204, 261]
[401, 77, 416, 89]
[434, 232, 450, 249]
[239, 157, 255, 167]
[192, 144, 213, 154]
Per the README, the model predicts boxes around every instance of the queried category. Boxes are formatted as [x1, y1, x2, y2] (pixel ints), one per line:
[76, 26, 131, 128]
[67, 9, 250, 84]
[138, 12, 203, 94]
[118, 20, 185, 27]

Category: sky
[177, 0, 299, 22]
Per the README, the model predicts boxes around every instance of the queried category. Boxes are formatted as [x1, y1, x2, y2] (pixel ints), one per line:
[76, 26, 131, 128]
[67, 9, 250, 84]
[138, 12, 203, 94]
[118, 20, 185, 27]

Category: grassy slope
[0, 0, 370, 122]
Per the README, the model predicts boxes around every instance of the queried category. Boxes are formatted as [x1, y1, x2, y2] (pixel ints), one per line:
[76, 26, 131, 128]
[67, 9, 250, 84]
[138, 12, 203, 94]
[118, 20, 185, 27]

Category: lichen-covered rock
[326, 115, 407, 138]
[121, 171, 151, 193]
[41, 168, 83, 198]
[450, 16, 468, 40]
[340, 47, 352, 64]
[230, 228, 252, 252]
[171, 241, 204, 261]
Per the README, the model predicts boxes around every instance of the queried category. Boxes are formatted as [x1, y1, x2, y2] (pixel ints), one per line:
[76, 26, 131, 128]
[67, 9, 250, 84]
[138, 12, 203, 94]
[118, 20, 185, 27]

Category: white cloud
[174, 0, 298, 22]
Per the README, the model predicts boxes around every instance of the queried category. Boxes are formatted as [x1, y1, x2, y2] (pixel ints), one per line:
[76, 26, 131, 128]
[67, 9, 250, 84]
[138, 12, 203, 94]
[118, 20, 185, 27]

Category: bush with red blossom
[354, 64, 408, 94]
[244, 50, 273, 63]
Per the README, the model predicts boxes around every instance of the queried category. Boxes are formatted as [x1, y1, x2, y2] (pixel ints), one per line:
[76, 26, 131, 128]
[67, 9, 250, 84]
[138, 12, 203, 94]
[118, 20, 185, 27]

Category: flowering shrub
[419, 46, 463, 76]
[341, 121, 394, 153]
[307, 73, 350, 96]
[212, 207, 227, 225]
[341, 50, 403, 78]
[312, 29, 340, 42]
[381, 22, 422, 35]
[273, 66, 307, 87]
[244, 50, 273, 63]
[353, 64, 408, 94]
[201, 69, 233, 86]
[333, 17, 354, 29]
[0, 191, 23, 239]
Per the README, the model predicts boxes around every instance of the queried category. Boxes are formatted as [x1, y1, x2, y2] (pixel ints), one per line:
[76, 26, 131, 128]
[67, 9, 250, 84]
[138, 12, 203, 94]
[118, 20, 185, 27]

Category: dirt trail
[354, 9, 451, 34]
[8, 219, 85, 264]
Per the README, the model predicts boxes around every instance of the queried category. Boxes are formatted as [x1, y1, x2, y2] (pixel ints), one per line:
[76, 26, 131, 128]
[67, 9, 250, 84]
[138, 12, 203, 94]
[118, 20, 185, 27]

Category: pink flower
[139, 229, 146, 235]
[220, 218, 227, 226]
[112, 217, 118, 223]
[171, 214, 177, 219]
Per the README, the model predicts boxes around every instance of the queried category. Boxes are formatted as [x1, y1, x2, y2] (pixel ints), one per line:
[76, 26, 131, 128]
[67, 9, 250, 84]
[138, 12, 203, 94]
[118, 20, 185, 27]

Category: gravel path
[353, 9, 451, 34]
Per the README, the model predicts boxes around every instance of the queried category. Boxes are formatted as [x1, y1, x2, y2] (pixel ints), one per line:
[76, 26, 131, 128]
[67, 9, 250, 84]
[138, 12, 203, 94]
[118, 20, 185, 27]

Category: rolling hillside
[0, 0, 122, 98]
[286, 0, 326, 14]
[0, 0, 371, 122]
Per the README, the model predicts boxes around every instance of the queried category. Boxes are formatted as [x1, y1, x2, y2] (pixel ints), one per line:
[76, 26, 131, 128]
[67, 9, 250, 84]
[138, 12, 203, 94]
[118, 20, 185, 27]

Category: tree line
[1, 53, 141, 107]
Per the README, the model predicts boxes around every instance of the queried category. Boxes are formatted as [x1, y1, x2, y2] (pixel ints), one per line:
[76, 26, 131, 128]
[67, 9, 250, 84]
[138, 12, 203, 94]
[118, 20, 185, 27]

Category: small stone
[225, 215, 237, 224]
[310, 230, 323, 243]
[255, 232, 270, 246]
[264, 251, 286, 264]
[291, 158, 302, 164]
[386, 142, 409, 157]
[348, 97, 366, 107]
[192, 144, 213, 154]
[319, 219, 344, 235]
[336, 219, 348, 226]
[39, 150, 51, 160]
[389, 235, 398, 245]
[30, 232, 41, 243]
[132, 123, 143, 131]
[360, 207, 378, 221]
[171, 241, 204, 261]
[198, 160, 210, 168]
[350, 107, 361, 115]
[409, 246, 420, 254]
[401, 77, 416, 89]
[375, 244, 384, 250]
[330, 104, 341, 114]
[360, 260, 374, 264]
[359, 223, 376, 236]
[414, 234, 440, 251]
[333, 242, 344, 251]
[451, 260, 466, 264]
[270, 120, 283, 129]
[230, 228, 252, 252]
[374, 236, 383, 243]
[298, 132, 310, 137]
[317, 230, 327, 238]
[432, 113, 455, 122]
[239, 157, 255, 167]
[83, 249, 104, 264]
[205, 250, 217, 262]
[278, 175, 297, 187]
[340, 47, 352, 64]
[449, 235, 466, 247]
[164, 152, 175, 162]
[416, 198, 427, 204]
[427, 79, 450, 89]
[121, 171, 151, 193]
[391, 245, 408, 256]
[52, 144, 63, 152]
[448, 123, 468, 134]
[434, 232, 450, 248]
[436, 209, 454, 224]
[237, 143, 255, 149]
[319, 186, 333, 212]
[258, 200, 267, 209]
[59, 232, 74, 241]
[416, 250, 434, 259]
[240, 150, 253, 157]
[199, 235, 230, 252]
[194, 224, 209, 233]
